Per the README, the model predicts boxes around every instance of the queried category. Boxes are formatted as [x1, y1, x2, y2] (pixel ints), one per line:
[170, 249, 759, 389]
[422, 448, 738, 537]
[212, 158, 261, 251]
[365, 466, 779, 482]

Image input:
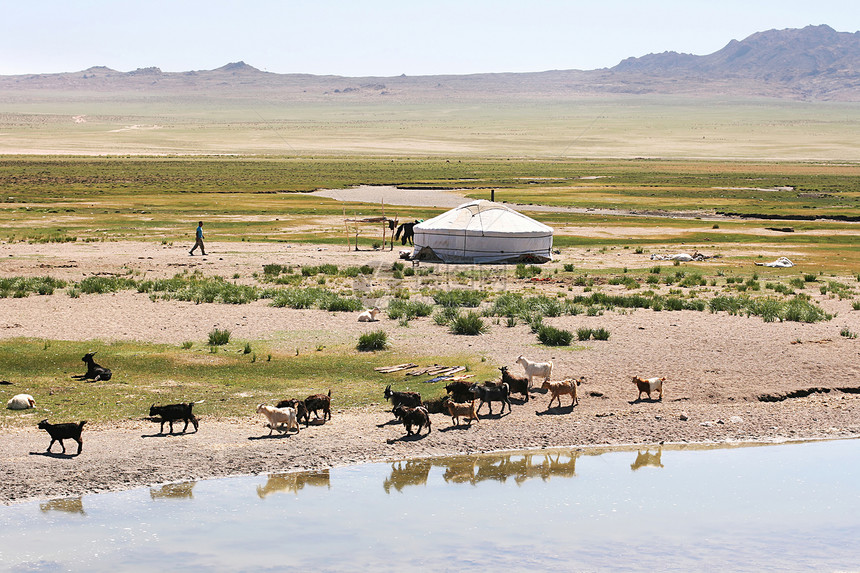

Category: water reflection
[150, 481, 196, 500]
[383, 460, 431, 493]
[40, 496, 85, 515]
[631, 449, 664, 471]
[383, 450, 581, 491]
[257, 469, 330, 498]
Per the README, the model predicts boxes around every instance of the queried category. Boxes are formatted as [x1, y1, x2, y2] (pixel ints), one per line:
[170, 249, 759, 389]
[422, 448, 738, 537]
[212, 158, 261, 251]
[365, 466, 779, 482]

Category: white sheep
[6, 394, 35, 410]
[515, 355, 553, 389]
[357, 307, 381, 322]
[256, 404, 299, 434]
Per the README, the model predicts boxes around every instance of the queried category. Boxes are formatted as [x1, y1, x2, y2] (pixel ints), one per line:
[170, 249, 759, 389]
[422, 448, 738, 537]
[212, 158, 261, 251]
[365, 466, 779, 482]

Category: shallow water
[2, 440, 859, 572]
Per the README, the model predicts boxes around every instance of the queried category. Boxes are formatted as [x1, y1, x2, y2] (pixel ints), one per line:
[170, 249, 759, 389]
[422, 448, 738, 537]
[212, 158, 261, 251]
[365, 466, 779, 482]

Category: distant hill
[1, 26, 858, 101]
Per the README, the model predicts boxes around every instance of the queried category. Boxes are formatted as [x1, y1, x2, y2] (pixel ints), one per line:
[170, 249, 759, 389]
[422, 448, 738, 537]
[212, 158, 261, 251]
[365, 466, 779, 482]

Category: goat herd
[7, 352, 667, 455]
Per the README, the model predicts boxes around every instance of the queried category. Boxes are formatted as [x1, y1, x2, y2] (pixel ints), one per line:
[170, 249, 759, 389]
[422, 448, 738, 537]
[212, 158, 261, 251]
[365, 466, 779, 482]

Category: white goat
[256, 404, 299, 434]
[357, 307, 381, 322]
[515, 355, 553, 389]
[6, 394, 35, 410]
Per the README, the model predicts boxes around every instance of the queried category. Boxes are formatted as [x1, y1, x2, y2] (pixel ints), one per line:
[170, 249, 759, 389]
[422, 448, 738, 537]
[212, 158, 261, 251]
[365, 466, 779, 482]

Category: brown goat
[632, 376, 665, 401]
[542, 378, 584, 408]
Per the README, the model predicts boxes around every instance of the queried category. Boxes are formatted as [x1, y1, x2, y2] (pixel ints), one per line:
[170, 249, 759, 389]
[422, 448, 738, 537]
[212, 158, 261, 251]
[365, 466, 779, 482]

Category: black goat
[72, 352, 112, 382]
[276, 398, 310, 427]
[393, 405, 431, 436]
[304, 390, 331, 421]
[445, 380, 477, 403]
[394, 221, 418, 246]
[470, 382, 511, 416]
[384, 385, 422, 412]
[149, 402, 199, 434]
[499, 366, 529, 402]
[38, 419, 86, 455]
[421, 395, 448, 414]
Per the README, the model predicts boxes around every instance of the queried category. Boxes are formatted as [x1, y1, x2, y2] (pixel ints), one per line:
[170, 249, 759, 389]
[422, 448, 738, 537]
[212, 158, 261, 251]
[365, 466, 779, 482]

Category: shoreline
[4, 395, 859, 505]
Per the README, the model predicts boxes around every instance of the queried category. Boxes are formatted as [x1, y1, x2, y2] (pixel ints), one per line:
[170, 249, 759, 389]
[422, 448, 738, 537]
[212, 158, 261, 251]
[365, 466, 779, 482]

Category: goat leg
[76, 438, 83, 454]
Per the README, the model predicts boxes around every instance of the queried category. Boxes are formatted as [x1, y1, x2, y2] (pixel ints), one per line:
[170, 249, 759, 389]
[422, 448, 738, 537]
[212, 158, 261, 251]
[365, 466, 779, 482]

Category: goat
[633, 376, 665, 401]
[542, 378, 584, 408]
[384, 385, 422, 413]
[72, 352, 112, 382]
[276, 398, 310, 427]
[444, 380, 476, 403]
[499, 366, 529, 401]
[422, 395, 448, 414]
[392, 405, 431, 436]
[445, 398, 479, 426]
[394, 221, 418, 246]
[357, 307, 381, 322]
[38, 419, 86, 455]
[515, 355, 553, 389]
[470, 382, 511, 416]
[304, 390, 332, 421]
[149, 402, 199, 434]
[6, 393, 35, 410]
[256, 404, 300, 435]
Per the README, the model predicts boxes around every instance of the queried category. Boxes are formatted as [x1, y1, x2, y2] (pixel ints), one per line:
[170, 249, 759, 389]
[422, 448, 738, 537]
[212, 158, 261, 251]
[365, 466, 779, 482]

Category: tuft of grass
[515, 263, 542, 279]
[592, 327, 611, 341]
[181, 341, 193, 350]
[433, 289, 486, 308]
[576, 327, 593, 341]
[450, 311, 488, 335]
[841, 327, 858, 339]
[852, 300, 860, 311]
[243, 342, 252, 354]
[357, 329, 388, 351]
[537, 325, 573, 346]
[208, 328, 231, 346]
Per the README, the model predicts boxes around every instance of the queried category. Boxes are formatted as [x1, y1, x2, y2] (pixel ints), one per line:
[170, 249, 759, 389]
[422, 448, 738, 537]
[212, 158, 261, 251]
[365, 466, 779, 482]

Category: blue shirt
[196, 226, 203, 239]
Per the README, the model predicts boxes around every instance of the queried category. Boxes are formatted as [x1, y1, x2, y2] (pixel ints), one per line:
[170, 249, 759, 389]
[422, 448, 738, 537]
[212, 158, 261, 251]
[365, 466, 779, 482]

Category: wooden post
[343, 206, 350, 252]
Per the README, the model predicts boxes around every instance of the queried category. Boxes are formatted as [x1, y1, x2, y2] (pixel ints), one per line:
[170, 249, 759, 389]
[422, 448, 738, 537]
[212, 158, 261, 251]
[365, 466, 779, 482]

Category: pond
[2, 439, 859, 572]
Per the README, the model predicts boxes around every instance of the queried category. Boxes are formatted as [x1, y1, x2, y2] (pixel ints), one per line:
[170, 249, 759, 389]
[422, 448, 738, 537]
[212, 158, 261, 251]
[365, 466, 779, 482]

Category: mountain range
[2, 25, 858, 101]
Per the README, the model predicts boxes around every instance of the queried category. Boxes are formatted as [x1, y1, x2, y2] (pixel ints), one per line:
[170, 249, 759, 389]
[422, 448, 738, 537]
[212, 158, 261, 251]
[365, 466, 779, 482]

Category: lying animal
[276, 398, 310, 427]
[38, 419, 86, 455]
[72, 352, 112, 382]
[305, 390, 332, 421]
[357, 307, 381, 322]
[632, 376, 665, 401]
[256, 404, 300, 434]
[149, 402, 200, 434]
[500, 366, 529, 401]
[515, 355, 553, 389]
[393, 405, 431, 436]
[542, 378, 584, 408]
[445, 399, 479, 426]
[6, 393, 35, 410]
[470, 382, 511, 416]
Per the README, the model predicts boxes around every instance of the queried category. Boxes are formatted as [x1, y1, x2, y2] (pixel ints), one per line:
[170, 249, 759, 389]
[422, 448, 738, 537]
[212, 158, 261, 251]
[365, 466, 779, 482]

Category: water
[2, 440, 859, 572]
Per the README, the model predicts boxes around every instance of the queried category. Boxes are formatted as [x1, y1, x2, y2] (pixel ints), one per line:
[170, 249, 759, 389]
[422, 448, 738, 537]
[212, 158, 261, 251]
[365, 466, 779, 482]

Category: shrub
[208, 328, 231, 346]
[433, 289, 486, 308]
[576, 327, 593, 341]
[243, 342, 252, 354]
[357, 330, 388, 351]
[450, 311, 488, 335]
[852, 300, 860, 311]
[181, 341, 193, 349]
[270, 287, 324, 309]
[515, 264, 542, 279]
[388, 299, 434, 320]
[318, 293, 363, 312]
[563, 263, 575, 272]
[592, 327, 611, 341]
[433, 306, 460, 325]
[538, 325, 573, 346]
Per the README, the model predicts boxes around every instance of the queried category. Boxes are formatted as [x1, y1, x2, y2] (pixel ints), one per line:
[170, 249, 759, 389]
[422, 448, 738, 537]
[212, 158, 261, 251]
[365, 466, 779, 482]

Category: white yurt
[410, 200, 553, 264]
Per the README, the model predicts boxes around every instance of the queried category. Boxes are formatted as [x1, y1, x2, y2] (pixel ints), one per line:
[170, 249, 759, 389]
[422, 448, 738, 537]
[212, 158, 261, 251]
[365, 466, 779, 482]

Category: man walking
[190, 221, 206, 256]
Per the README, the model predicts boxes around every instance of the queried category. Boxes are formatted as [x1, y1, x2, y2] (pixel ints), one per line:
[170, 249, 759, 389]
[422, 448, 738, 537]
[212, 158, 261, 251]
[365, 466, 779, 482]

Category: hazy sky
[2, 0, 858, 76]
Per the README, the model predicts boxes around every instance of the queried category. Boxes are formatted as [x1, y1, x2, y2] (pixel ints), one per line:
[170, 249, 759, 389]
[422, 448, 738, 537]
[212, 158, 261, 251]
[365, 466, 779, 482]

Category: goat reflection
[150, 481, 196, 499]
[40, 496, 85, 515]
[383, 460, 432, 493]
[630, 449, 664, 471]
[257, 469, 331, 498]
[381, 451, 580, 491]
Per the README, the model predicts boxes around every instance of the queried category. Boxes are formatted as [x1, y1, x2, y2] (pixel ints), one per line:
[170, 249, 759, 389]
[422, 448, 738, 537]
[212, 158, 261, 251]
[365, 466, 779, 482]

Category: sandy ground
[1, 238, 860, 504]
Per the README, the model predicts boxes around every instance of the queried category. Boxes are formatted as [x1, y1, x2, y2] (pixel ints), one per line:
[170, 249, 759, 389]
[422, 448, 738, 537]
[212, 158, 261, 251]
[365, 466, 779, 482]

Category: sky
[1, 0, 858, 77]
